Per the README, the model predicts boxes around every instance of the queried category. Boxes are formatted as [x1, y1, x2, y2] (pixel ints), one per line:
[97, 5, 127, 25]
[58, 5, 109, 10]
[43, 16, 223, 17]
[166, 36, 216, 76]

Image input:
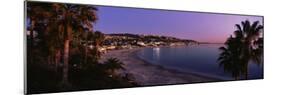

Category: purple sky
[95, 6, 263, 43]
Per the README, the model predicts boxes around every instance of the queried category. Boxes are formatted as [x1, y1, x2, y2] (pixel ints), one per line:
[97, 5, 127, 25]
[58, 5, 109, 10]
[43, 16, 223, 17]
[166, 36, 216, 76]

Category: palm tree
[218, 36, 245, 79]
[28, 3, 98, 85]
[218, 20, 263, 79]
[94, 31, 105, 46]
[93, 31, 105, 58]
[26, 3, 37, 66]
[83, 31, 95, 65]
[26, 2, 53, 65]
[103, 58, 125, 77]
[45, 19, 64, 70]
[51, 4, 98, 85]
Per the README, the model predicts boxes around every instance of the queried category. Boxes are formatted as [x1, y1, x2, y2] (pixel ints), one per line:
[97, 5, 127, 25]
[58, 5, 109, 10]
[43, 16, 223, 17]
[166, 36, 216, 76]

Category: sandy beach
[100, 48, 219, 86]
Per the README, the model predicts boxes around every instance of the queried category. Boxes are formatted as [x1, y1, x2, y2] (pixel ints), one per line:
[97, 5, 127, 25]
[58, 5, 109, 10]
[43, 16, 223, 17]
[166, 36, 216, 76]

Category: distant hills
[105, 33, 198, 43]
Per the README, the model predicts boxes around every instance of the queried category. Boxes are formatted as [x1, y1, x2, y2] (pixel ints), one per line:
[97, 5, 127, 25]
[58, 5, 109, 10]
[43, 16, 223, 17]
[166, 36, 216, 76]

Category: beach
[100, 48, 219, 86]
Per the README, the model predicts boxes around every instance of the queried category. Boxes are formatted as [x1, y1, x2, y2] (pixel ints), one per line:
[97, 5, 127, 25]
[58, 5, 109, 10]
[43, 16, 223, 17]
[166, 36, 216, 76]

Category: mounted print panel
[25, 1, 263, 94]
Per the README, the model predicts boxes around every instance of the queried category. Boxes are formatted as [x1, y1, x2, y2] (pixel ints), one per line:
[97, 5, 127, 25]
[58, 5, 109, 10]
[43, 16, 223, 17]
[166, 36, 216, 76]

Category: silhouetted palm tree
[27, 2, 138, 92]
[218, 20, 263, 79]
[94, 31, 105, 46]
[27, 2, 98, 85]
[93, 31, 105, 58]
[27, 2, 53, 65]
[103, 58, 125, 77]
[50, 4, 98, 85]
[218, 36, 245, 79]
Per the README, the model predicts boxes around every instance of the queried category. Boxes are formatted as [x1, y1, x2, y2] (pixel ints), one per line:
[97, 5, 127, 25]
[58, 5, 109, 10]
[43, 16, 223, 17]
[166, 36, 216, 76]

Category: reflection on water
[137, 44, 263, 80]
[152, 47, 160, 60]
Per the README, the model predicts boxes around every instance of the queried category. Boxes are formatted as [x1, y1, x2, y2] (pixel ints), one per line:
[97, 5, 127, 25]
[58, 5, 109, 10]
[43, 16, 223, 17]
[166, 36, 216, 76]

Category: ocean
[136, 44, 263, 80]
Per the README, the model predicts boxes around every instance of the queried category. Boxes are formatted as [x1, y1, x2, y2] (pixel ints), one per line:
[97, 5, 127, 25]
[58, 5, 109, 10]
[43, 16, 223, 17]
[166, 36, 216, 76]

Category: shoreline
[100, 47, 220, 86]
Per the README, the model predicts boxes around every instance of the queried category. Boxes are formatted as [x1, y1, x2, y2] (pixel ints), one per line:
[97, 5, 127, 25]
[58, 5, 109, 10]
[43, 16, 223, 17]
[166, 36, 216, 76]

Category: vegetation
[26, 2, 137, 94]
[218, 20, 263, 79]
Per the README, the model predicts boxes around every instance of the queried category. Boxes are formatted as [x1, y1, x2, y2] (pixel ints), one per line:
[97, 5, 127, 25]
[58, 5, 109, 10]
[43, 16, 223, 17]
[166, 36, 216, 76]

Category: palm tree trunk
[245, 67, 248, 79]
[55, 50, 61, 72]
[62, 22, 72, 85]
[29, 20, 35, 65]
[84, 32, 88, 64]
[85, 46, 88, 64]
[245, 42, 251, 80]
[245, 73, 248, 79]
[30, 20, 34, 48]
[62, 39, 69, 84]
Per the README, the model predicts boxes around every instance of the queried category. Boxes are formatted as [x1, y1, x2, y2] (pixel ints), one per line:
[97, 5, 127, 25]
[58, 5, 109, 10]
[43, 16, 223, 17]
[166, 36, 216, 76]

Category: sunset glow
[95, 6, 263, 43]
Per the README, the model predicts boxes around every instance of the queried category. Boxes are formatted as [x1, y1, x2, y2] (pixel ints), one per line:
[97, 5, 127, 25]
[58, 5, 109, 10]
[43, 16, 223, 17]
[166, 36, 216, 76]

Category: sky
[94, 6, 263, 43]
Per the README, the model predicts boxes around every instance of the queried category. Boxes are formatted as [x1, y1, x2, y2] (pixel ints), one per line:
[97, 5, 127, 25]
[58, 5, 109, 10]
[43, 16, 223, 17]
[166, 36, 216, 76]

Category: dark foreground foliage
[27, 57, 138, 94]
[218, 20, 263, 80]
[26, 1, 137, 94]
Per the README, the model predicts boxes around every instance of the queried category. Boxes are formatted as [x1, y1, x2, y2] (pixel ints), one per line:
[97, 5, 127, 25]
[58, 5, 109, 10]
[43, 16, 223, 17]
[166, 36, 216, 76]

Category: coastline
[100, 47, 220, 86]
